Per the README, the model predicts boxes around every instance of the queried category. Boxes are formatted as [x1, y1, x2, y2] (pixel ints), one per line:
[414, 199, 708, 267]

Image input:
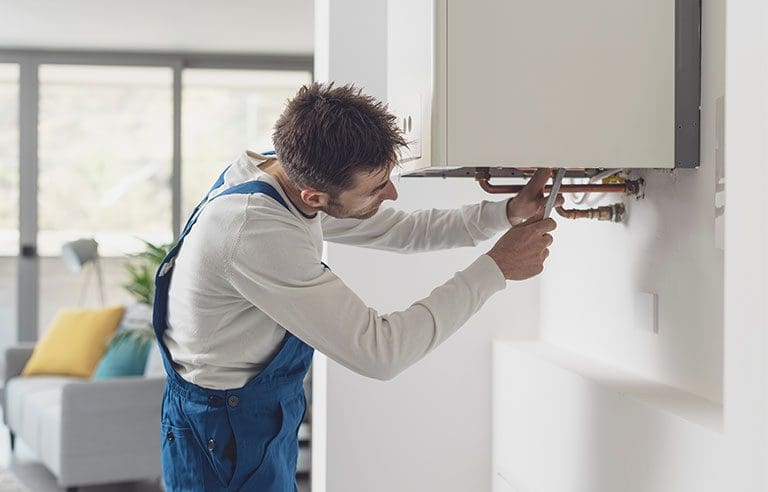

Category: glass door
[0, 63, 19, 349]
[37, 64, 174, 332]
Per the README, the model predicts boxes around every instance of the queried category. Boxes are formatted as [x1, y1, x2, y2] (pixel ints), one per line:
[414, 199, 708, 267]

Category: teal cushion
[93, 331, 153, 379]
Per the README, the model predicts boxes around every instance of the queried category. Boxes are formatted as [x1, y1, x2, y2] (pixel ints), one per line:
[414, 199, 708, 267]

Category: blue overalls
[152, 159, 315, 491]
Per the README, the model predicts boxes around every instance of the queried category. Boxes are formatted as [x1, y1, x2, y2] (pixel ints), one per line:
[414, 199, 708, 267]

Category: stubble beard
[322, 198, 381, 220]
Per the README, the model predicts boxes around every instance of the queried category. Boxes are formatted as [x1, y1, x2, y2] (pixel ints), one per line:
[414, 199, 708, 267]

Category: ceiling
[0, 0, 314, 55]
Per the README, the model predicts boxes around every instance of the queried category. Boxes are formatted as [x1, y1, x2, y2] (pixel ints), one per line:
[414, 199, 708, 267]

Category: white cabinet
[387, 0, 701, 176]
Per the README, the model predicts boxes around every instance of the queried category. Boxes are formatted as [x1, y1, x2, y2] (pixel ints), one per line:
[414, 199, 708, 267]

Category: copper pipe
[474, 171, 641, 195]
[477, 180, 628, 194]
[555, 204, 626, 222]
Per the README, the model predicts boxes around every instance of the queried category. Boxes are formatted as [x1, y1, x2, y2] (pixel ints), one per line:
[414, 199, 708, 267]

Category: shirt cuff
[468, 254, 507, 293]
[482, 199, 515, 232]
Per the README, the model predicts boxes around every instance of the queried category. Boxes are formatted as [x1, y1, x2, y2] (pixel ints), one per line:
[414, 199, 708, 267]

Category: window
[181, 69, 311, 218]
[38, 65, 174, 257]
[0, 51, 311, 336]
[36, 65, 174, 327]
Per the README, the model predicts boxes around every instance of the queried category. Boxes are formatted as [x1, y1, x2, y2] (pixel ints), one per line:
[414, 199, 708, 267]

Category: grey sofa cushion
[5, 376, 86, 433]
[5, 376, 87, 475]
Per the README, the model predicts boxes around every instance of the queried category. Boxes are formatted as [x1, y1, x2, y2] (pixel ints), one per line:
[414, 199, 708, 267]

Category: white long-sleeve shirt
[165, 151, 510, 389]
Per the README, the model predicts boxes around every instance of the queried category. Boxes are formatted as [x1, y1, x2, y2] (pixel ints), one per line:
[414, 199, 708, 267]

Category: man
[153, 82, 558, 491]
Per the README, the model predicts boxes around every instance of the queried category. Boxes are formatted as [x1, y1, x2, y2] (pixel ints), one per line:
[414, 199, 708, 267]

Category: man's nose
[382, 180, 398, 202]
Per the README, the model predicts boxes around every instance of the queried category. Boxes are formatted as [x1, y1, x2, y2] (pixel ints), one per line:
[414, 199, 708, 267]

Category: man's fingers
[525, 168, 553, 195]
[519, 211, 545, 226]
[520, 216, 557, 230]
[538, 191, 564, 207]
[532, 217, 557, 232]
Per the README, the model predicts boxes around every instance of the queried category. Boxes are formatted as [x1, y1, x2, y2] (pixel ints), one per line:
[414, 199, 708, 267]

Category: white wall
[722, 0, 768, 489]
[493, 341, 726, 492]
[313, 2, 540, 491]
[323, 179, 540, 492]
[496, 0, 729, 485]
[0, 0, 313, 54]
[495, 0, 768, 491]
[539, 0, 724, 403]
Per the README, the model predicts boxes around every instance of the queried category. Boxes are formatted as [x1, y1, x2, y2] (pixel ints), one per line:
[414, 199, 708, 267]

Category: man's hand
[506, 168, 565, 225]
[487, 216, 556, 280]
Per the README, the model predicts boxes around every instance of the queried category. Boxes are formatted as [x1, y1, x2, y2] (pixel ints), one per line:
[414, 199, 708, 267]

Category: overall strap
[207, 151, 276, 199]
[216, 181, 288, 209]
[180, 150, 279, 244]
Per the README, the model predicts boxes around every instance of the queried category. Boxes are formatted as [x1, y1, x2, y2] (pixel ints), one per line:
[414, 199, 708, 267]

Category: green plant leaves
[122, 238, 173, 305]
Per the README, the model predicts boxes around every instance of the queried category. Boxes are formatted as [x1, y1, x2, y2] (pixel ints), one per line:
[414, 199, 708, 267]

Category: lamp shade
[61, 238, 99, 272]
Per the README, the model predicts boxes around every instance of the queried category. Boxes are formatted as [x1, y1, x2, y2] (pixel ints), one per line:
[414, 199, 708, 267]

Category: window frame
[0, 48, 313, 340]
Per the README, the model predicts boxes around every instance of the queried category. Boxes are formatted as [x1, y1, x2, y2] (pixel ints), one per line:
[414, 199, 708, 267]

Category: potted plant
[123, 239, 173, 305]
[113, 239, 173, 348]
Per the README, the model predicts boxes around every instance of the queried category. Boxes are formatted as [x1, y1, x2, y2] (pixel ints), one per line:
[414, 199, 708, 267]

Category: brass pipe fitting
[555, 204, 625, 222]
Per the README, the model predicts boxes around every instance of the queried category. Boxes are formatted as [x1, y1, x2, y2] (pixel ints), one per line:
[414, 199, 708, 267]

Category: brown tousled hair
[272, 82, 407, 194]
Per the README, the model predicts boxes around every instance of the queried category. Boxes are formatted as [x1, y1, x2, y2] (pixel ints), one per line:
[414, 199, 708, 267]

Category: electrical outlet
[395, 94, 422, 160]
[633, 292, 659, 334]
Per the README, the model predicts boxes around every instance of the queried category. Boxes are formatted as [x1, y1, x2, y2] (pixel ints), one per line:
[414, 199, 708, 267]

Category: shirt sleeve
[226, 205, 507, 381]
[321, 199, 511, 253]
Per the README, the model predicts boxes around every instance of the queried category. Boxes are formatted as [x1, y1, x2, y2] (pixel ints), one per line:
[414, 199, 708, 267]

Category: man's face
[321, 165, 398, 219]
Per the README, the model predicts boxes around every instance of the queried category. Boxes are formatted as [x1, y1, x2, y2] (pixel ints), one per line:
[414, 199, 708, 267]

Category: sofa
[2, 343, 165, 491]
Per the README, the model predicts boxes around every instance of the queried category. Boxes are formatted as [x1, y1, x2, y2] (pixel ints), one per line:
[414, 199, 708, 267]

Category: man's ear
[300, 188, 330, 209]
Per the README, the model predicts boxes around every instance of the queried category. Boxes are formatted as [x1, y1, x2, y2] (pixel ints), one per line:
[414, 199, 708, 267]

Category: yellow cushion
[22, 305, 126, 378]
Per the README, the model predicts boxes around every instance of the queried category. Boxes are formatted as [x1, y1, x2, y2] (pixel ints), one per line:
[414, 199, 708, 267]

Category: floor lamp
[61, 238, 106, 306]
